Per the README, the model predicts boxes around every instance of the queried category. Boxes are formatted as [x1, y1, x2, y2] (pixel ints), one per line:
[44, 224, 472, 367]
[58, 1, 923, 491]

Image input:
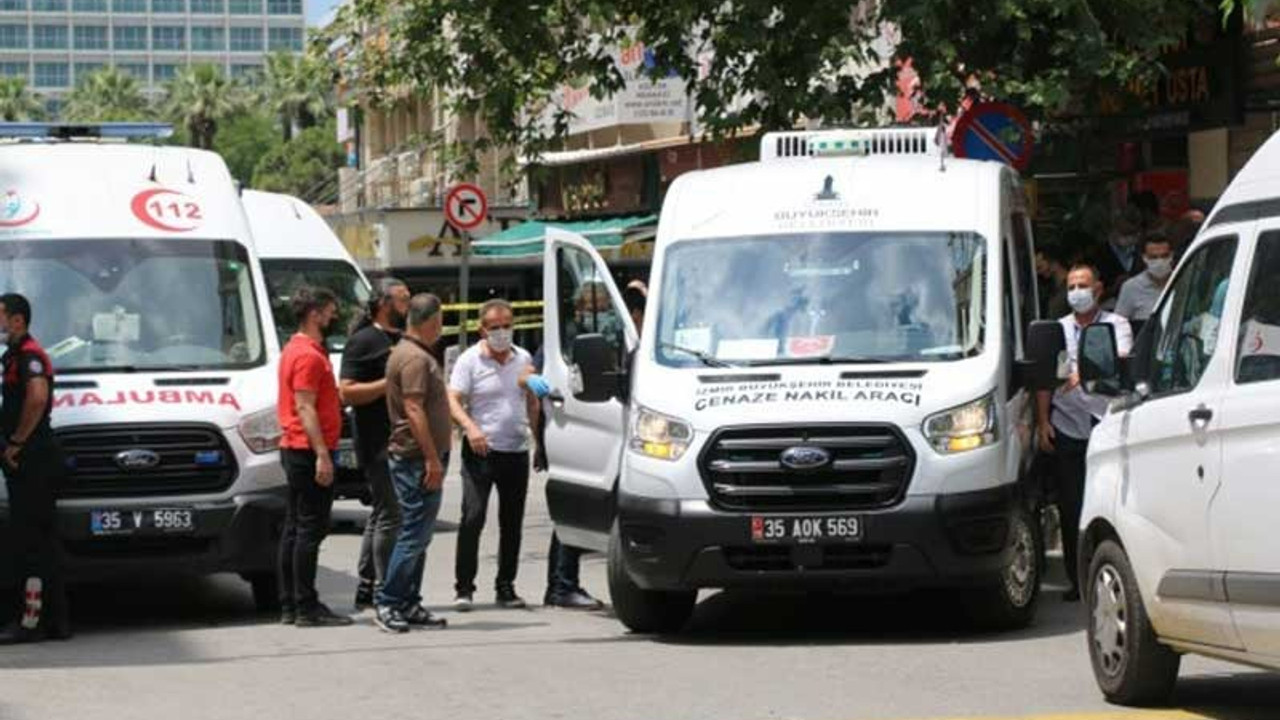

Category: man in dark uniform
[0, 293, 70, 644]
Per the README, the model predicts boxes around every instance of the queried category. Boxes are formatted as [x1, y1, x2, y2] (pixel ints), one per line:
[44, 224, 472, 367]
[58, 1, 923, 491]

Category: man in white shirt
[448, 299, 540, 611]
[1035, 264, 1133, 603]
[1115, 234, 1175, 334]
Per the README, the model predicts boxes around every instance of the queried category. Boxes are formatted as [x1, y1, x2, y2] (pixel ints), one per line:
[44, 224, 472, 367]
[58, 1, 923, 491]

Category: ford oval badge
[115, 448, 161, 471]
[780, 446, 831, 471]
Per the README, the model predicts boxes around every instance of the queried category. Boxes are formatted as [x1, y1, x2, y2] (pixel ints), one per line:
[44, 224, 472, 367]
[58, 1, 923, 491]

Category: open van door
[541, 228, 637, 553]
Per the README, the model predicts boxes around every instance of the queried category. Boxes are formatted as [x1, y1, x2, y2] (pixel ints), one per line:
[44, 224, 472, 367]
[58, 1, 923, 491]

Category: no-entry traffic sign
[444, 183, 489, 232]
[951, 102, 1034, 171]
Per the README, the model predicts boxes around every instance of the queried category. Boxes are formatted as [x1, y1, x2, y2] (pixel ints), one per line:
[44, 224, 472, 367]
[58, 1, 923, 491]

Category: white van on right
[1074, 130, 1280, 705]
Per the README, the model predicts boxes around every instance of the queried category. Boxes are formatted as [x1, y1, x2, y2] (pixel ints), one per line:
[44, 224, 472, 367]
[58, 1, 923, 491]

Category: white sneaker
[454, 593, 474, 612]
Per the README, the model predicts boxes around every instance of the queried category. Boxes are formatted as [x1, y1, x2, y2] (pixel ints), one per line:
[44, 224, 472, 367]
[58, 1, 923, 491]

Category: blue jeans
[376, 453, 447, 611]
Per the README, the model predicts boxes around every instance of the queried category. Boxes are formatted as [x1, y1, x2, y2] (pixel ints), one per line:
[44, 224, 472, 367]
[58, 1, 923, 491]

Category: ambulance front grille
[56, 423, 237, 498]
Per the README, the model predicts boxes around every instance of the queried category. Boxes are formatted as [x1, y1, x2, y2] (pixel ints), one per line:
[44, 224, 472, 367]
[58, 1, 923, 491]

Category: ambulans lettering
[692, 378, 923, 411]
[53, 390, 240, 410]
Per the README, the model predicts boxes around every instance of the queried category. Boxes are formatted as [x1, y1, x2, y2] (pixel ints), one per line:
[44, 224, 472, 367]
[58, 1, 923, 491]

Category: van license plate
[90, 509, 195, 536]
[750, 515, 862, 544]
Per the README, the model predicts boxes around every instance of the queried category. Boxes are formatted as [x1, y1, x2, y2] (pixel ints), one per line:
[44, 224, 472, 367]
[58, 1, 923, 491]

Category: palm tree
[163, 64, 244, 150]
[0, 77, 45, 122]
[261, 52, 332, 142]
[63, 67, 150, 122]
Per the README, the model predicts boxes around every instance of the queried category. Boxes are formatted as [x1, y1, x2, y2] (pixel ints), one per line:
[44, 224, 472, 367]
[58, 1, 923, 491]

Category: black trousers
[278, 449, 335, 612]
[5, 436, 68, 635]
[455, 445, 529, 595]
[1052, 432, 1089, 593]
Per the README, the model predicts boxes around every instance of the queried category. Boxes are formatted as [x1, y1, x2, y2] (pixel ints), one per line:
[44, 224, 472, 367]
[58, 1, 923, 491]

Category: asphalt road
[1, 467, 1277, 720]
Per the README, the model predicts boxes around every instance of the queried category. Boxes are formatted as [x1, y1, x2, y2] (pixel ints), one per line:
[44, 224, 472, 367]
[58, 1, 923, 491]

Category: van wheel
[607, 523, 695, 634]
[1087, 540, 1180, 706]
[247, 572, 281, 613]
[963, 504, 1042, 631]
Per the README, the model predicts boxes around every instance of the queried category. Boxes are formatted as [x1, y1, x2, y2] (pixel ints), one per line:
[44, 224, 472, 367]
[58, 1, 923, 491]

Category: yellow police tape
[442, 301, 544, 312]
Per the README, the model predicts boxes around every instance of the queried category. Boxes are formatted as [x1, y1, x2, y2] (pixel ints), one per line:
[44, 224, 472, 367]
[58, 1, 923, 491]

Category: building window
[74, 62, 104, 82]
[228, 0, 259, 12]
[267, 26, 301, 51]
[116, 62, 148, 80]
[72, 0, 108, 10]
[190, 0, 222, 12]
[191, 25, 224, 52]
[0, 0, 27, 11]
[73, 25, 108, 50]
[31, 0, 66, 11]
[266, 0, 300, 14]
[230, 63, 260, 80]
[32, 24, 68, 50]
[34, 61, 68, 88]
[111, 0, 146, 11]
[0, 24, 26, 49]
[152, 63, 179, 82]
[229, 26, 261, 51]
[150, 0, 184, 12]
[152, 25, 185, 51]
[0, 61, 27, 77]
[113, 25, 147, 50]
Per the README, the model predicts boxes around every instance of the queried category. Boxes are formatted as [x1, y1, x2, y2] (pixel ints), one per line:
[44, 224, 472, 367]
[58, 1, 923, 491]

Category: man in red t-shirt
[276, 287, 352, 627]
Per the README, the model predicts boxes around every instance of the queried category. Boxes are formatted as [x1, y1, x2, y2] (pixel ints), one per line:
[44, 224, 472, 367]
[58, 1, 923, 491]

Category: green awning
[472, 215, 657, 257]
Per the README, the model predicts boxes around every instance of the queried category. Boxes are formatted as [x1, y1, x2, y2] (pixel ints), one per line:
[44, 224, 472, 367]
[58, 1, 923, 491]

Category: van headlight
[238, 406, 282, 454]
[923, 393, 998, 454]
[630, 405, 693, 461]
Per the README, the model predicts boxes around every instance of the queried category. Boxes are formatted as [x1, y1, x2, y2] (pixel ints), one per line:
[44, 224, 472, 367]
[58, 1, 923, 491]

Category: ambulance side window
[1236, 232, 1280, 385]
[1012, 211, 1038, 325]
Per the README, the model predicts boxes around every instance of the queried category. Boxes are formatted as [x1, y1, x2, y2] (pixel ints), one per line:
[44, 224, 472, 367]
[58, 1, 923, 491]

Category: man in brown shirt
[374, 293, 451, 634]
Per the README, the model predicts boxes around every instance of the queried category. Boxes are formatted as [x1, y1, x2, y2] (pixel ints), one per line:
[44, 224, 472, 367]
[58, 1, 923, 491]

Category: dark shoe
[454, 593, 474, 612]
[1063, 588, 1081, 603]
[296, 604, 355, 628]
[354, 583, 375, 611]
[496, 587, 527, 609]
[280, 607, 297, 626]
[403, 605, 447, 630]
[373, 606, 410, 634]
[0, 622, 43, 645]
[546, 589, 604, 610]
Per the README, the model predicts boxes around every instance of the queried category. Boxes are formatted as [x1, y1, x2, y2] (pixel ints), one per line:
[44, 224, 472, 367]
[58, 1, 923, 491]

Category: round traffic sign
[951, 102, 1034, 171]
[444, 183, 489, 232]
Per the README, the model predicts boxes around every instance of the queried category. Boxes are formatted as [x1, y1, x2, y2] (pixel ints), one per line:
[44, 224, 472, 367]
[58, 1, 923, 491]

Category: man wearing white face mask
[448, 298, 539, 611]
[1035, 264, 1132, 603]
[1115, 234, 1175, 334]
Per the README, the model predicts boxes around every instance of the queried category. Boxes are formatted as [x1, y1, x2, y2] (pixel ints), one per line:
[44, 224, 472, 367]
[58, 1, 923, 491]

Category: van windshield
[261, 258, 370, 352]
[0, 238, 265, 374]
[656, 232, 987, 367]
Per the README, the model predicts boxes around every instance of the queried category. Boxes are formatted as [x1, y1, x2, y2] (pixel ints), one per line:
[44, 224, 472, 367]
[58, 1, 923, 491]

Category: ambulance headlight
[923, 393, 998, 454]
[629, 405, 693, 461]
[238, 406, 282, 454]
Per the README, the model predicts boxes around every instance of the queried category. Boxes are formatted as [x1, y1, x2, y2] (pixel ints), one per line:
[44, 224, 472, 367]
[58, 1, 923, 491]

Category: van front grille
[56, 423, 237, 499]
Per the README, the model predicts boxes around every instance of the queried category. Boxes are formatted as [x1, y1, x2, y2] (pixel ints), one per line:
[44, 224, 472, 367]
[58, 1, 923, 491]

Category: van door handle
[547, 391, 566, 408]
[1188, 406, 1213, 425]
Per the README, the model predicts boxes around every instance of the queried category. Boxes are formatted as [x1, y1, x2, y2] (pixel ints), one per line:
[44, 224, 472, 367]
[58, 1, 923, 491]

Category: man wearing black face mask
[340, 278, 411, 610]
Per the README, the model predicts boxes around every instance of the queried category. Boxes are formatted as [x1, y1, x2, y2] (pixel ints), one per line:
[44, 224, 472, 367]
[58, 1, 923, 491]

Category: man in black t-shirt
[340, 278, 410, 610]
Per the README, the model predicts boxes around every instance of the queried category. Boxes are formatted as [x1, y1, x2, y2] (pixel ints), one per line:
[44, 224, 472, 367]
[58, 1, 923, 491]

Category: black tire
[1086, 540, 1180, 706]
[247, 572, 281, 613]
[962, 503, 1042, 631]
[607, 523, 695, 634]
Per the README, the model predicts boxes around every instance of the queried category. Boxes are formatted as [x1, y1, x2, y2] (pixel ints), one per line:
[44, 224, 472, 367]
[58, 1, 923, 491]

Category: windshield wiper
[741, 355, 893, 367]
[659, 342, 738, 369]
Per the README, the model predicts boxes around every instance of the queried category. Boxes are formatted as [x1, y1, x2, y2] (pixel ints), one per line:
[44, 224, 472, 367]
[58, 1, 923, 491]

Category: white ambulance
[539, 128, 1045, 633]
[241, 189, 371, 500]
[0, 124, 285, 609]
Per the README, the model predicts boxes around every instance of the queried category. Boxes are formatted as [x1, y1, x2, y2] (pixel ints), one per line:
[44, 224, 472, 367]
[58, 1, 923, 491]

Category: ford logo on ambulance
[779, 446, 831, 471]
[115, 449, 161, 471]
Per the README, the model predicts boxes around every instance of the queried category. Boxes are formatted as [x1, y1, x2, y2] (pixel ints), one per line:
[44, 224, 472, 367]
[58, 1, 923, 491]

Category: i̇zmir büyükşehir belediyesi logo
[0, 190, 40, 227]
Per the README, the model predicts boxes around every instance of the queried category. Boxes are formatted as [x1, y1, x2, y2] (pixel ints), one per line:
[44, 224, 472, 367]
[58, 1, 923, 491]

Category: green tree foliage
[262, 52, 334, 142]
[0, 77, 45, 121]
[163, 64, 246, 150]
[62, 67, 152, 122]
[251, 122, 343, 199]
[214, 110, 283, 183]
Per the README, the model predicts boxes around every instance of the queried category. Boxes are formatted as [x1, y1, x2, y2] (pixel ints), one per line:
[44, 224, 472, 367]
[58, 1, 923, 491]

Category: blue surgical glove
[526, 374, 553, 399]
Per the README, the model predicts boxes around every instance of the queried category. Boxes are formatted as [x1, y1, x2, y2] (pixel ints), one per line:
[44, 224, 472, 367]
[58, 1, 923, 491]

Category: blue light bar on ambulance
[761, 128, 942, 161]
[0, 122, 174, 140]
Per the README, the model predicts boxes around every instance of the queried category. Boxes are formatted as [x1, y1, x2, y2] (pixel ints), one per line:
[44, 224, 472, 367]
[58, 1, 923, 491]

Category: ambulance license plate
[750, 515, 862, 544]
[91, 509, 195, 536]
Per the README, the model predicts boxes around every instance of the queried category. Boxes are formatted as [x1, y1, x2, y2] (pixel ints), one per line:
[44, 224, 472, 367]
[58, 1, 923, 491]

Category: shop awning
[472, 215, 657, 257]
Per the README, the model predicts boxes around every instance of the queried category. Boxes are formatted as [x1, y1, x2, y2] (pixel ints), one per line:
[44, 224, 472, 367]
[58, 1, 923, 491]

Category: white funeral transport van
[1066, 129, 1280, 705]
[539, 128, 1046, 633]
[0, 124, 286, 608]
[242, 189, 372, 501]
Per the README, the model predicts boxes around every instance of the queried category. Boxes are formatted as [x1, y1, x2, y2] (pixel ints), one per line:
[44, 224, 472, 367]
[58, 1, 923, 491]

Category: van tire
[608, 523, 695, 634]
[1087, 540, 1180, 706]
[962, 504, 1042, 631]
[248, 572, 281, 613]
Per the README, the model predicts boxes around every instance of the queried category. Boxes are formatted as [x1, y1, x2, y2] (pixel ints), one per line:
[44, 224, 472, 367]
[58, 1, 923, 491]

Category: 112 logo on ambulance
[131, 188, 204, 232]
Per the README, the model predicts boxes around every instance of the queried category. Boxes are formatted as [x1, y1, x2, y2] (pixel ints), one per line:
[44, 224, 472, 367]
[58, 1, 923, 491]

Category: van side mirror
[572, 333, 621, 403]
[1079, 323, 1124, 396]
[1022, 320, 1066, 391]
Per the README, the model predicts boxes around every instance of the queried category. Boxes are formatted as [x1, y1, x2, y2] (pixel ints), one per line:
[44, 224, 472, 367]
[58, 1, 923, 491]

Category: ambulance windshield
[656, 231, 987, 367]
[0, 238, 265, 373]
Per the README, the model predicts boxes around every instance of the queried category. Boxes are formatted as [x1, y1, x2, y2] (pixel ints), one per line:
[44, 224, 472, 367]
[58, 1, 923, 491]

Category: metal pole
[458, 230, 471, 349]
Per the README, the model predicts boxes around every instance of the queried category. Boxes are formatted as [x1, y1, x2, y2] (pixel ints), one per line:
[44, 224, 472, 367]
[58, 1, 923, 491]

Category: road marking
[892, 711, 1209, 720]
